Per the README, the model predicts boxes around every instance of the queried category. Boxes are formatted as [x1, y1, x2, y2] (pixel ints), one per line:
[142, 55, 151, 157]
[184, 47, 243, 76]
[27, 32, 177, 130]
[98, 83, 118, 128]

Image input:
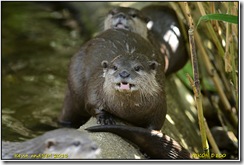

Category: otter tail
[86, 125, 192, 159]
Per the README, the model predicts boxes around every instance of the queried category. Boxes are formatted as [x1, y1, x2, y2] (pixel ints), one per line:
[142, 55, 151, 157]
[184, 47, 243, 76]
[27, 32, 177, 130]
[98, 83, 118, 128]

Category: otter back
[59, 29, 166, 130]
[141, 5, 189, 75]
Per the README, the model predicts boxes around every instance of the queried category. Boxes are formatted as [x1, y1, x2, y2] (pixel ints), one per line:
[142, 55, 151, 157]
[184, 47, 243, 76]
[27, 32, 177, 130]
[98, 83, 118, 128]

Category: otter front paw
[96, 110, 116, 125]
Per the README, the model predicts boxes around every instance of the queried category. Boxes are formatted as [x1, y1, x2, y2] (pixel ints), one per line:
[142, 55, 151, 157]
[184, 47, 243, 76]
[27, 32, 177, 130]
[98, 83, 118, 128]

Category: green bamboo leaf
[197, 14, 238, 27]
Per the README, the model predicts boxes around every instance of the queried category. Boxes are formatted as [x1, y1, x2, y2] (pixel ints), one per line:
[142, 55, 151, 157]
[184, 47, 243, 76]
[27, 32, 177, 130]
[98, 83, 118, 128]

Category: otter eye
[72, 141, 81, 147]
[149, 61, 158, 70]
[101, 60, 108, 69]
[112, 65, 118, 71]
[134, 66, 142, 72]
[110, 11, 115, 15]
[45, 140, 56, 149]
[109, 8, 118, 15]
[130, 13, 137, 18]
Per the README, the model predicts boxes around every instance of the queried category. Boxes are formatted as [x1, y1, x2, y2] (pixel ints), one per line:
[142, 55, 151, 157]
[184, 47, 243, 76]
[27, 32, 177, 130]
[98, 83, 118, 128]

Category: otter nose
[119, 70, 130, 78]
[115, 13, 126, 19]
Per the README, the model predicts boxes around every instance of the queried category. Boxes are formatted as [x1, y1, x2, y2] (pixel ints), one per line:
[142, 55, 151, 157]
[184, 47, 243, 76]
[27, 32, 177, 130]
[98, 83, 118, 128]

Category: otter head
[104, 7, 150, 39]
[102, 55, 161, 96]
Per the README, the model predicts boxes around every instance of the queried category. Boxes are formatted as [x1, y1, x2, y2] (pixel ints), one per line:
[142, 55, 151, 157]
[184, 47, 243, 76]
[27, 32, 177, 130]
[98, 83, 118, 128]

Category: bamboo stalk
[195, 32, 238, 127]
[224, 2, 233, 72]
[184, 2, 210, 158]
[197, 2, 225, 57]
[230, 2, 239, 111]
[187, 74, 209, 159]
[179, 2, 238, 158]
[224, 16, 232, 72]
[232, 2, 238, 36]
[204, 120, 221, 155]
[210, 2, 218, 34]
[230, 34, 238, 112]
[193, 32, 231, 111]
[213, 99, 237, 135]
[179, 1, 237, 127]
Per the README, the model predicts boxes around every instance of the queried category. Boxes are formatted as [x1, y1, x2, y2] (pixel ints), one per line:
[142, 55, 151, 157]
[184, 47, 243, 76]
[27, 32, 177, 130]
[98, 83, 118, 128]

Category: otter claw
[96, 112, 116, 125]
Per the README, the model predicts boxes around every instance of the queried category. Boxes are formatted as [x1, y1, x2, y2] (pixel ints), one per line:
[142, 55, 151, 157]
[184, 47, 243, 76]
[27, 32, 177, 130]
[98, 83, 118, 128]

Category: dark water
[1, 2, 109, 141]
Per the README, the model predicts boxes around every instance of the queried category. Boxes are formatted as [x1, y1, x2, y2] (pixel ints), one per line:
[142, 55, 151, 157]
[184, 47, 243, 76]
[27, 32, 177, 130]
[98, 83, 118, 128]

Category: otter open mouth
[115, 23, 129, 30]
[116, 82, 135, 91]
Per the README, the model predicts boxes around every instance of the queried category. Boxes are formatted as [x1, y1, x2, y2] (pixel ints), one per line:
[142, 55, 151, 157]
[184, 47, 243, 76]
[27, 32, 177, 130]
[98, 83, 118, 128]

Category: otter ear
[101, 60, 109, 69]
[143, 16, 151, 23]
[45, 138, 57, 149]
[148, 61, 158, 70]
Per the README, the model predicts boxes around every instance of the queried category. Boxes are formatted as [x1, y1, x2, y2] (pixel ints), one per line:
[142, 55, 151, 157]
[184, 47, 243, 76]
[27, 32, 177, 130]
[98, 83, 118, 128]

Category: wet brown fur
[59, 29, 166, 130]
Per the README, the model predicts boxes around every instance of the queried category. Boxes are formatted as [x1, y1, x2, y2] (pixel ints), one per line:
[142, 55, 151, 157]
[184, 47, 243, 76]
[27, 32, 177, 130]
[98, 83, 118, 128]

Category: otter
[104, 6, 188, 75]
[141, 5, 189, 75]
[86, 125, 192, 159]
[104, 6, 149, 40]
[2, 128, 100, 159]
[59, 29, 166, 130]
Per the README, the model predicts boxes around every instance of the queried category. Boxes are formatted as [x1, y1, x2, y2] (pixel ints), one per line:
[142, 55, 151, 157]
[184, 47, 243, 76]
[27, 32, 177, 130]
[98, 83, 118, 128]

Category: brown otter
[59, 29, 166, 130]
[104, 6, 188, 75]
[86, 125, 192, 159]
[104, 6, 149, 40]
[2, 128, 100, 159]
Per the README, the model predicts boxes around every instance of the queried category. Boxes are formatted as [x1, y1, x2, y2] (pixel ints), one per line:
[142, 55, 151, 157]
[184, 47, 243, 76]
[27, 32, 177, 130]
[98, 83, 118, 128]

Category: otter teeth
[117, 82, 134, 90]
[120, 82, 130, 90]
[115, 23, 129, 29]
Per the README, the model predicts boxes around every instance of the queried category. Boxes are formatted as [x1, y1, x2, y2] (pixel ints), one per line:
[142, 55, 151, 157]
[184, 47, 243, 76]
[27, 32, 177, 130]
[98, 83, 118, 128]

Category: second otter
[2, 128, 100, 159]
[141, 5, 189, 75]
[59, 29, 166, 130]
[104, 7, 149, 40]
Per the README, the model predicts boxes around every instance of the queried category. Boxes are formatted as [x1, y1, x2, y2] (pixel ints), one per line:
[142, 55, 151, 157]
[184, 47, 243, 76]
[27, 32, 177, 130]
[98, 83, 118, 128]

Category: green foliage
[197, 13, 238, 27]
[176, 62, 216, 92]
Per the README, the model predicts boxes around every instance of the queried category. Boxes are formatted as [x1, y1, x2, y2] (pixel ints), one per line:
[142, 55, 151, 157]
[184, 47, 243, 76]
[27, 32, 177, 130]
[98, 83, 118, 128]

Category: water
[1, 2, 93, 141]
[1, 54, 67, 141]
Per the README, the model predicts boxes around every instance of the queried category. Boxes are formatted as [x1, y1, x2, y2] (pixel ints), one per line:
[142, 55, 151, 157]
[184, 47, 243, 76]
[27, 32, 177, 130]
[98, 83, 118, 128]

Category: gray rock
[79, 118, 145, 159]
